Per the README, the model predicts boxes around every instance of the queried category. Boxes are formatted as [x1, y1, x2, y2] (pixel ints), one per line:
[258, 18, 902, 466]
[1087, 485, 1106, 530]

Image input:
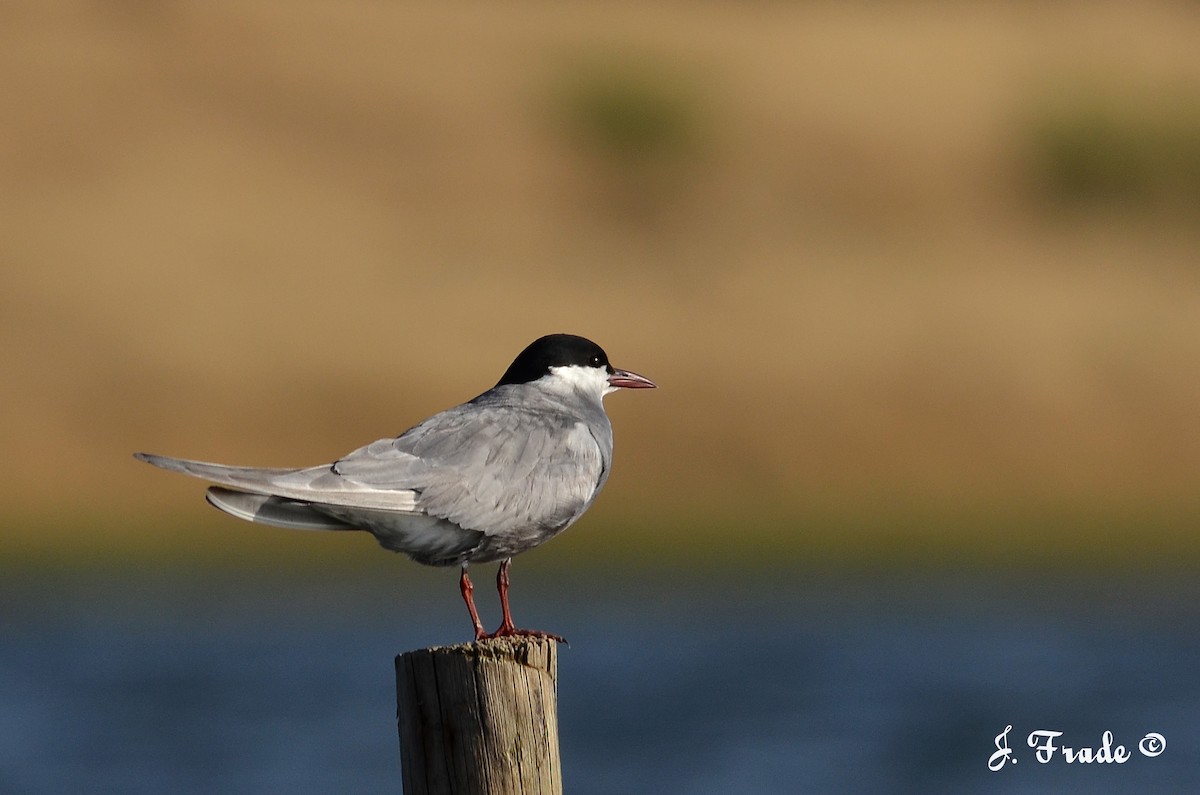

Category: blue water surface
[2, 563, 1197, 794]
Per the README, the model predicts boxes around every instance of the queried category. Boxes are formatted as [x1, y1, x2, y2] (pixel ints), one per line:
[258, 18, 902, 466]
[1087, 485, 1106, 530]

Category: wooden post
[395, 638, 562, 795]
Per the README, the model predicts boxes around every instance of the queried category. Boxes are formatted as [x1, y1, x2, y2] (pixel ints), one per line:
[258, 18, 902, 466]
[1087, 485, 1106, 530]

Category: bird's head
[497, 334, 656, 399]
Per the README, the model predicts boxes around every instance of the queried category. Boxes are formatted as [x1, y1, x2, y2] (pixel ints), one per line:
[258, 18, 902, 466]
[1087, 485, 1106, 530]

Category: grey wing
[333, 405, 606, 536]
[134, 452, 421, 512]
[135, 450, 484, 564]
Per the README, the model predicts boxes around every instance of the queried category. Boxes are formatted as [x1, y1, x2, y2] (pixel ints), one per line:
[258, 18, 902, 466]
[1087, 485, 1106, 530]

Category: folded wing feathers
[134, 452, 419, 512]
[406, 419, 602, 535]
[135, 405, 604, 541]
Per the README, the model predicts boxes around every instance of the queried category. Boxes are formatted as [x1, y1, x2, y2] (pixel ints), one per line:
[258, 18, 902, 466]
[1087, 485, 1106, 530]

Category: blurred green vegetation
[1026, 85, 1200, 210]
[545, 52, 711, 219]
[552, 55, 704, 165]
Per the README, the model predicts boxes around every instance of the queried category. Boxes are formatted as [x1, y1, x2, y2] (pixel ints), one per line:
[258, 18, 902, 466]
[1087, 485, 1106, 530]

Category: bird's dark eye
[589, 354, 603, 367]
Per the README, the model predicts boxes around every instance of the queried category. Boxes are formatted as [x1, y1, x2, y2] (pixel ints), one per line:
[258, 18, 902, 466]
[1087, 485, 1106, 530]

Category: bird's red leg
[495, 559, 518, 635]
[488, 558, 566, 643]
[459, 566, 487, 641]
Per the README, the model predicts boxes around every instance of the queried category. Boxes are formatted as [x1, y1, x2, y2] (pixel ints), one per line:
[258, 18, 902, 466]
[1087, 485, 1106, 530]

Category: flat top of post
[397, 637, 558, 668]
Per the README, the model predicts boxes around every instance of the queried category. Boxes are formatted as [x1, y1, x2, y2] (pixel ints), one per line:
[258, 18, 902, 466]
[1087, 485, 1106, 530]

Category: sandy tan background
[3, 1, 1199, 569]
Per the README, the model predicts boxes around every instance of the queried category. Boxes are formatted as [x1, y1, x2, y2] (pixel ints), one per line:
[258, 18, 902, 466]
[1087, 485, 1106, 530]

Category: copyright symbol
[1139, 733, 1166, 757]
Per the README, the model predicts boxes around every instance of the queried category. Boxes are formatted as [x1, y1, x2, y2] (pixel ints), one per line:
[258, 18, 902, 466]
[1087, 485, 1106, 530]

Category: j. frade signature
[989, 725, 1166, 771]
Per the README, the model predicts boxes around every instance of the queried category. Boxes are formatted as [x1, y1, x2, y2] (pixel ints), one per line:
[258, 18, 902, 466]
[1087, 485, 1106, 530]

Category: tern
[135, 333, 655, 641]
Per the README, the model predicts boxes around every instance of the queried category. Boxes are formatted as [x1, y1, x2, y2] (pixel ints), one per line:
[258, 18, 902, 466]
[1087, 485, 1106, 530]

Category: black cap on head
[497, 334, 611, 386]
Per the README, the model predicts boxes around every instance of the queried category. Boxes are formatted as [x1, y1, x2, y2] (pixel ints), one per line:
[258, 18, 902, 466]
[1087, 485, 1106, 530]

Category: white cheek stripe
[546, 364, 611, 396]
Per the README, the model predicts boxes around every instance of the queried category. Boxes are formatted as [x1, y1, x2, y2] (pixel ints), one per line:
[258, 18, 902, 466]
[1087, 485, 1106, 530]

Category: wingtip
[133, 452, 165, 467]
[133, 452, 181, 472]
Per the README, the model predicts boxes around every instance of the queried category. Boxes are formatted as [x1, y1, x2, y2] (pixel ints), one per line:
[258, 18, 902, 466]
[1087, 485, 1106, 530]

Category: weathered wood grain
[396, 638, 561, 795]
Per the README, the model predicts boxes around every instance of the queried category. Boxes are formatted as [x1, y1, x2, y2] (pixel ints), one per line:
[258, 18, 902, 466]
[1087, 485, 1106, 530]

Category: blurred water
[1, 566, 1197, 794]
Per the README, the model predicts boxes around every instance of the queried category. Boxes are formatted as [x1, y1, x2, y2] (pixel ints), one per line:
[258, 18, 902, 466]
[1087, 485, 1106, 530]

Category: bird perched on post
[135, 333, 655, 641]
